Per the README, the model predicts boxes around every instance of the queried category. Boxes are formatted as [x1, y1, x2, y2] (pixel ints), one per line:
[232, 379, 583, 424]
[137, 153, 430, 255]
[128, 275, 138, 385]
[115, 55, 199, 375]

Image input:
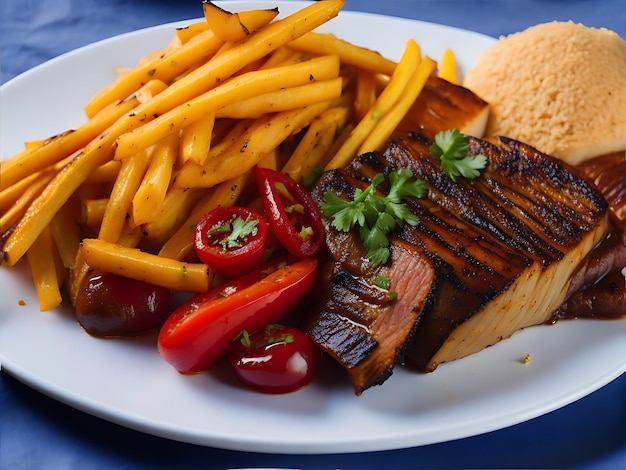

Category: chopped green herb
[430, 128, 488, 182]
[374, 275, 391, 289]
[208, 214, 259, 252]
[322, 169, 427, 266]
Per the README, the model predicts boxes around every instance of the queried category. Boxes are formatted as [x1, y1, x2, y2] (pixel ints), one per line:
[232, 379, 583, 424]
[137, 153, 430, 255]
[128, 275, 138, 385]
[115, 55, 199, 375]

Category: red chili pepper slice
[157, 255, 317, 374]
[256, 167, 325, 258]
[194, 206, 267, 279]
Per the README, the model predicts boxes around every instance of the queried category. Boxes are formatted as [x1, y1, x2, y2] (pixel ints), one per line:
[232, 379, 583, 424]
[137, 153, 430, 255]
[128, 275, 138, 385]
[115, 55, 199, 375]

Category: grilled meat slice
[394, 75, 490, 141]
[307, 133, 609, 393]
[306, 174, 435, 394]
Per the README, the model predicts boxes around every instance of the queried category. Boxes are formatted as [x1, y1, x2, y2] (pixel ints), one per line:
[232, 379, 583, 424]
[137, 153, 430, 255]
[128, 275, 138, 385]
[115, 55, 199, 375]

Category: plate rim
[1, 1, 624, 454]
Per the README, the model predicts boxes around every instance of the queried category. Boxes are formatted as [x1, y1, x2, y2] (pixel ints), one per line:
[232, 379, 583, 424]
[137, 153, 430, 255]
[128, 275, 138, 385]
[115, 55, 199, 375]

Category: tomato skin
[229, 325, 320, 394]
[157, 256, 317, 374]
[194, 206, 268, 279]
[75, 271, 171, 337]
[256, 167, 324, 259]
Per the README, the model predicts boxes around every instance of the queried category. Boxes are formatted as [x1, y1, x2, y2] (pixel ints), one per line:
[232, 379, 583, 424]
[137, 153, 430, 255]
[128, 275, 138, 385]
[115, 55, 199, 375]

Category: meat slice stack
[305, 133, 609, 395]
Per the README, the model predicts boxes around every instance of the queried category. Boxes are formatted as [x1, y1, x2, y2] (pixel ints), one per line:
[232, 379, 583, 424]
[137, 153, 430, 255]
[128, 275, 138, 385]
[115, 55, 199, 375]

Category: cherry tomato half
[229, 324, 320, 394]
[256, 167, 324, 259]
[157, 256, 317, 374]
[194, 206, 267, 279]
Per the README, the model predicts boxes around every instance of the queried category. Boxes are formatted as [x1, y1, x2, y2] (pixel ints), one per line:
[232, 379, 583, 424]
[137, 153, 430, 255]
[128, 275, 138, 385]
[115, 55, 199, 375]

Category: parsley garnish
[321, 169, 427, 266]
[430, 129, 488, 181]
[208, 214, 259, 251]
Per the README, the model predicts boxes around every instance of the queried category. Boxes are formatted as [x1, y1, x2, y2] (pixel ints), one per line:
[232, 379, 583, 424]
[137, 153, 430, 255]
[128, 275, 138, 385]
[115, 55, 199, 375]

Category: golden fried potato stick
[80, 238, 212, 292]
[26, 225, 63, 312]
[325, 38, 422, 170]
[174, 21, 210, 45]
[50, 197, 82, 270]
[84, 29, 224, 117]
[174, 100, 330, 188]
[359, 56, 437, 154]
[0, 97, 137, 191]
[179, 114, 215, 166]
[288, 31, 397, 75]
[354, 68, 378, 121]
[132, 132, 178, 226]
[139, 187, 204, 248]
[216, 77, 343, 119]
[159, 171, 252, 261]
[0, 171, 40, 214]
[135, 79, 168, 104]
[281, 106, 351, 182]
[202, 119, 254, 165]
[0, 169, 55, 234]
[81, 198, 109, 227]
[112, 0, 344, 158]
[114, 54, 341, 159]
[98, 148, 151, 244]
[202, 1, 279, 43]
[439, 48, 459, 85]
[84, 160, 122, 184]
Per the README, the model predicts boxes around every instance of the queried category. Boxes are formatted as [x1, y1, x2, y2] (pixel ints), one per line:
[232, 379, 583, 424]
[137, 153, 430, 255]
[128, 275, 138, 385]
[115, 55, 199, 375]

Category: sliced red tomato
[256, 167, 324, 259]
[229, 324, 320, 394]
[194, 206, 267, 279]
[157, 255, 317, 374]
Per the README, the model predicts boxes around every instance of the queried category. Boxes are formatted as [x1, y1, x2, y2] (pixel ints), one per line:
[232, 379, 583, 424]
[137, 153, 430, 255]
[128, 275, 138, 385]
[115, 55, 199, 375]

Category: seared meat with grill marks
[305, 133, 609, 395]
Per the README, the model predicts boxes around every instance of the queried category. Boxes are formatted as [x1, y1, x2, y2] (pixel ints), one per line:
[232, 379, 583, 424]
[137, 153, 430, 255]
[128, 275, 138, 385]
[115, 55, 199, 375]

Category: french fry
[203, 119, 254, 165]
[80, 238, 212, 292]
[288, 31, 396, 75]
[174, 101, 330, 188]
[174, 21, 210, 45]
[82, 198, 110, 227]
[179, 114, 215, 165]
[98, 148, 151, 244]
[135, 79, 168, 104]
[0, 171, 40, 214]
[0, 97, 137, 191]
[216, 77, 342, 119]
[354, 68, 378, 121]
[325, 38, 422, 170]
[114, 54, 341, 158]
[281, 106, 351, 182]
[0, 169, 55, 234]
[50, 197, 82, 270]
[202, 2, 279, 43]
[84, 29, 223, 117]
[85, 160, 122, 184]
[439, 48, 459, 84]
[258, 148, 280, 171]
[159, 171, 253, 261]
[359, 56, 437, 154]
[112, 0, 344, 158]
[26, 225, 63, 312]
[140, 187, 204, 248]
[132, 132, 178, 226]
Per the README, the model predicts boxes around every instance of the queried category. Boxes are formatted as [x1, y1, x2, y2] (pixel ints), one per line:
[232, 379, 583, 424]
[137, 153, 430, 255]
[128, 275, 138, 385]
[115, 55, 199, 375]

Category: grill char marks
[306, 133, 609, 393]
[306, 173, 435, 394]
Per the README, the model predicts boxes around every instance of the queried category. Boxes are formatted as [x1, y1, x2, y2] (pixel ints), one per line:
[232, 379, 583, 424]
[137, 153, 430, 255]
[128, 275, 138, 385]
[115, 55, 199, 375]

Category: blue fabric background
[1, 1, 625, 468]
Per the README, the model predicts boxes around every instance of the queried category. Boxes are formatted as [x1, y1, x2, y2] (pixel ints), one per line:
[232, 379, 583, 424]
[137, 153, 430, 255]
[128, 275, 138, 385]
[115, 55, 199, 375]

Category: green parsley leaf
[209, 214, 259, 252]
[430, 129, 488, 182]
[321, 170, 426, 266]
[374, 275, 391, 289]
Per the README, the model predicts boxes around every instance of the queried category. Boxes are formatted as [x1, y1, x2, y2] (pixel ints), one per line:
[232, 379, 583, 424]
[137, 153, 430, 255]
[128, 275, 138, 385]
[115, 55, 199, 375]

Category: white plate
[1, 1, 625, 455]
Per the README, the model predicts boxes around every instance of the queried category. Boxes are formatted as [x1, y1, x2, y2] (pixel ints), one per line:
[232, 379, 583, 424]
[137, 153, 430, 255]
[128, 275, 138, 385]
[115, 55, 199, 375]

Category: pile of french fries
[0, 0, 457, 312]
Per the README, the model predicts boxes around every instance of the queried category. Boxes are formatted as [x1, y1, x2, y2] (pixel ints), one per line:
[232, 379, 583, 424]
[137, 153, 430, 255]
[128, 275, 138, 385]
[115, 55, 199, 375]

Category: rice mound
[464, 21, 626, 165]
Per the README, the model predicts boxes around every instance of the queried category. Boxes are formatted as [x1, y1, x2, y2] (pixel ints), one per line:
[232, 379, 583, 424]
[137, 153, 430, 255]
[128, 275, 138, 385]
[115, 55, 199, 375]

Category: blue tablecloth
[1, 1, 625, 468]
